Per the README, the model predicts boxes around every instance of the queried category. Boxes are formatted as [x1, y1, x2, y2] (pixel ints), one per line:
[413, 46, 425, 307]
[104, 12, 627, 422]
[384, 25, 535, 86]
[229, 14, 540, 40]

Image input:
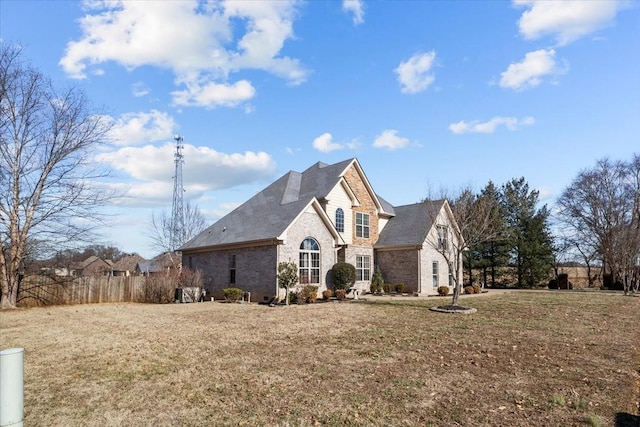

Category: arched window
[299, 237, 320, 284]
[335, 208, 344, 232]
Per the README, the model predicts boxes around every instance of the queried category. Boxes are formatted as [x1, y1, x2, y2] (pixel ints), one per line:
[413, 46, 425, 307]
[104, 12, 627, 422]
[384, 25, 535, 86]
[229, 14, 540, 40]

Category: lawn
[1, 291, 638, 426]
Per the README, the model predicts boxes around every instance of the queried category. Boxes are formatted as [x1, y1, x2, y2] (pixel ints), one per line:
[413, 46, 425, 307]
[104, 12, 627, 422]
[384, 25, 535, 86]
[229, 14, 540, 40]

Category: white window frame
[432, 261, 439, 288]
[335, 208, 344, 233]
[356, 255, 371, 281]
[299, 237, 320, 284]
[355, 212, 370, 239]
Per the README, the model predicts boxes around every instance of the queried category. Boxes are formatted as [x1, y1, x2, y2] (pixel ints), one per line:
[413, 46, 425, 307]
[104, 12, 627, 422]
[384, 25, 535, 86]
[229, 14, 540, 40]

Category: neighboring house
[71, 256, 113, 277]
[112, 253, 145, 277]
[180, 158, 463, 302]
[136, 252, 180, 276]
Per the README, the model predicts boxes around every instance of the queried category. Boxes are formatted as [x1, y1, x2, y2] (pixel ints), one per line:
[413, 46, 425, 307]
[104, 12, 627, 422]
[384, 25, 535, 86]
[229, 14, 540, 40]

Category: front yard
[0, 291, 638, 426]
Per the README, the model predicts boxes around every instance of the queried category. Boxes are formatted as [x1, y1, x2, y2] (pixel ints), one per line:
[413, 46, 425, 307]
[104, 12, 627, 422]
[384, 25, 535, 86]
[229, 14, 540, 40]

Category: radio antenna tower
[170, 134, 185, 251]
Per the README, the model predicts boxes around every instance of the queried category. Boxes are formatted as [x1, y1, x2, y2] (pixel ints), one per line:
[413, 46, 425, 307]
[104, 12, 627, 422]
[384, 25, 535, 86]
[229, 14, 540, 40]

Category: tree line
[452, 153, 639, 294]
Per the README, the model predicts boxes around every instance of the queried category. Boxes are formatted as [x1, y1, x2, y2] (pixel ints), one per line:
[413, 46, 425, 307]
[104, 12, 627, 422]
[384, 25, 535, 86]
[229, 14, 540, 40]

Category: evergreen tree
[474, 181, 510, 287]
[501, 178, 554, 287]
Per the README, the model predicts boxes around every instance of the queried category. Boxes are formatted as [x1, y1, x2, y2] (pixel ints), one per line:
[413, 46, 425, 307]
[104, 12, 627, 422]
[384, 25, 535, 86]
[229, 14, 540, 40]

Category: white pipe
[0, 348, 24, 427]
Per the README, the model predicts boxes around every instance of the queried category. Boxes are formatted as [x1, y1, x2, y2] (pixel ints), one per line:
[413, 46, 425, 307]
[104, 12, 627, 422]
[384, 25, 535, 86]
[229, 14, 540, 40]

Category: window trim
[355, 212, 370, 239]
[335, 208, 344, 233]
[437, 225, 448, 251]
[356, 255, 371, 281]
[299, 237, 320, 284]
[432, 261, 439, 288]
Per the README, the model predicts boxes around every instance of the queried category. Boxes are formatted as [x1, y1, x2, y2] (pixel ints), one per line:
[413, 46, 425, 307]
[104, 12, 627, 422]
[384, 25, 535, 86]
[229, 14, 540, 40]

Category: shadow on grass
[615, 412, 639, 427]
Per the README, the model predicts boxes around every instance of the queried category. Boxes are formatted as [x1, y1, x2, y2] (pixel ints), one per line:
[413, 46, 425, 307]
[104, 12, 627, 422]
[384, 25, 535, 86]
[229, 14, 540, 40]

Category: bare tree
[426, 187, 502, 307]
[0, 44, 111, 309]
[146, 200, 207, 255]
[556, 154, 639, 294]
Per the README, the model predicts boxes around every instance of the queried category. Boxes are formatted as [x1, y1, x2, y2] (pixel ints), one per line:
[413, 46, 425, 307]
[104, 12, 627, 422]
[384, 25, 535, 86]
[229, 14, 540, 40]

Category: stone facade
[343, 166, 379, 247]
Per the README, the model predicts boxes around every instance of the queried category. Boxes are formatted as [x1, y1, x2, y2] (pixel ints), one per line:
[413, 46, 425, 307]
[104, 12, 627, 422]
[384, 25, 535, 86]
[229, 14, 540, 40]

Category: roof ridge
[281, 171, 302, 204]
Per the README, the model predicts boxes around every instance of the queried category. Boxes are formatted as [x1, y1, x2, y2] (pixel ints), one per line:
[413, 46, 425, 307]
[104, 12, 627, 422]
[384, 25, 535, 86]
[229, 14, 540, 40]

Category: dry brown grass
[1, 291, 638, 426]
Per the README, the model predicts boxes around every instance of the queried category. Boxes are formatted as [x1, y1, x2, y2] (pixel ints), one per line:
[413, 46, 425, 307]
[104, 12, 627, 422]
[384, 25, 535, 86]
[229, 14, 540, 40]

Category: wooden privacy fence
[18, 276, 146, 307]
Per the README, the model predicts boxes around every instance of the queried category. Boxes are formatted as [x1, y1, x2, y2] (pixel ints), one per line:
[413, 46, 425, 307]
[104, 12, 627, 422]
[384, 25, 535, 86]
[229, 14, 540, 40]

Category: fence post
[0, 348, 24, 427]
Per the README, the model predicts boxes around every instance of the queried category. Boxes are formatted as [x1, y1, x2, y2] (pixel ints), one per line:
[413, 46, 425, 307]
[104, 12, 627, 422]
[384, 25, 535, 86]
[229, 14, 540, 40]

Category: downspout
[417, 247, 422, 294]
[275, 243, 280, 300]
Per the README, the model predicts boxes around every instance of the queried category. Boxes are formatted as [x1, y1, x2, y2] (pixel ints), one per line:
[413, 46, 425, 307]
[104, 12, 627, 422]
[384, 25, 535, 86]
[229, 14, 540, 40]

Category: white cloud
[394, 51, 437, 94]
[312, 133, 360, 153]
[60, 0, 306, 108]
[373, 130, 410, 150]
[449, 116, 535, 134]
[343, 0, 365, 25]
[514, 0, 624, 46]
[499, 49, 566, 90]
[313, 133, 343, 153]
[171, 79, 256, 108]
[95, 143, 277, 207]
[131, 82, 149, 97]
[108, 110, 177, 146]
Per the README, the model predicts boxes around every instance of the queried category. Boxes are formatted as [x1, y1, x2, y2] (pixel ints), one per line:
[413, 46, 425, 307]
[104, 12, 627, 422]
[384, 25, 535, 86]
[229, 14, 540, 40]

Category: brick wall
[376, 249, 420, 293]
[187, 245, 278, 302]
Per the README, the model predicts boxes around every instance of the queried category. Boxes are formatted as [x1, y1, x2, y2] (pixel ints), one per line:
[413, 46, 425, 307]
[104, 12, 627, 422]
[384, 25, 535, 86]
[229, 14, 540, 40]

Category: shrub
[223, 287, 244, 302]
[300, 285, 319, 303]
[371, 267, 384, 293]
[395, 283, 405, 293]
[472, 284, 481, 294]
[464, 286, 474, 294]
[382, 283, 392, 294]
[335, 289, 346, 300]
[322, 289, 333, 300]
[288, 291, 298, 305]
[141, 274, 174, 304]
[332, 262, 356, 290]
[437, 286, 449, 296]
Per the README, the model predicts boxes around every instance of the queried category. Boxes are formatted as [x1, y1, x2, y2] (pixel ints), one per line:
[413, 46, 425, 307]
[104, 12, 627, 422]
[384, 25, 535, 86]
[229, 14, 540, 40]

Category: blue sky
[1, 0, 639, 259]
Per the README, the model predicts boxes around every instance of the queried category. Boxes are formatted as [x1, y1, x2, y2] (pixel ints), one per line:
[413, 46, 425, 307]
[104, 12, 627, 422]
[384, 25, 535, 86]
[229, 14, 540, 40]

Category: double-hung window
[356, 255, 371, 281]
[355, 212, 370, 238]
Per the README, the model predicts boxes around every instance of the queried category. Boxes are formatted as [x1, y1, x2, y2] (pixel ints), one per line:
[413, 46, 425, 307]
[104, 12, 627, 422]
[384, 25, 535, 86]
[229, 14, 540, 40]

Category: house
[70, 256, 113, 277]
[136, 252, 180, 276]
[180, 158, 463, 302]
[111, 253, 145, 277]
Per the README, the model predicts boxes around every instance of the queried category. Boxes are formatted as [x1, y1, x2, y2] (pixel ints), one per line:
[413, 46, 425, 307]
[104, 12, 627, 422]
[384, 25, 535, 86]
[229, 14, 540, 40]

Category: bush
[382, 283, 392, 294]
[332, 262, 356, 290]
[395, 283, 405, 293]
[437, 286, 449, 296]
[335, 289, 346, 300]
[223, 287, 244, 302]
[322, 289, 333, 300]
[141, 274, 174, 304]
[288, 291, 298, 305]
[300, 285, 319, 303]
[464, 286, 474, 294]
[472, 284, 481, 294]
[371, 267, 384, 293]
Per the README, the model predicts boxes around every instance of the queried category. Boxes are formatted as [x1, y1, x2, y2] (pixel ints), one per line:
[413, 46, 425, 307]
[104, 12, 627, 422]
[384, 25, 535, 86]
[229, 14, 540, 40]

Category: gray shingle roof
[375, 200, 445, 248]
[180, 159, 361, 251]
